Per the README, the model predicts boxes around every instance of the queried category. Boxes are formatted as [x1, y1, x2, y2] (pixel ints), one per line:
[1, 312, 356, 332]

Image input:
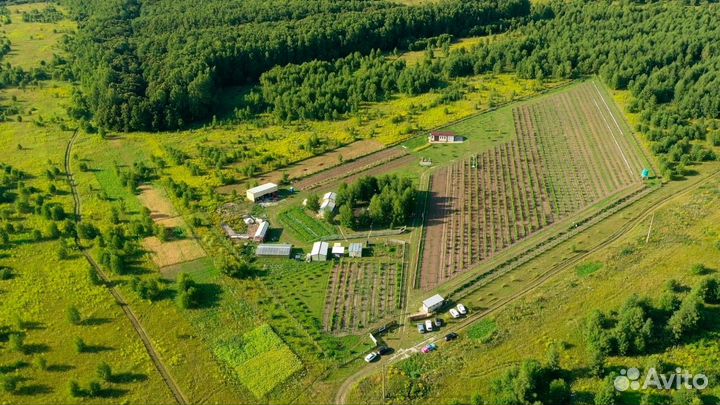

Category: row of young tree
[62, 0, 531, 131]
[441, 0, 720, 175]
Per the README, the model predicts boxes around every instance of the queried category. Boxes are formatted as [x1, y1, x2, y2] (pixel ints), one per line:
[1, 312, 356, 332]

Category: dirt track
[65, 131, 189, 405]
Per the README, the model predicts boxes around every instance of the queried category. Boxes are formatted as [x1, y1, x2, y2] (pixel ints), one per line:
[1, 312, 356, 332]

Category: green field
[214, 324, 303, 398]
[278, 207, 337, 243]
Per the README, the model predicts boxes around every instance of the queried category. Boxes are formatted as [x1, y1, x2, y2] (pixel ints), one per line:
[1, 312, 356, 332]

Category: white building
[256, 244, 292, 258]
[309, 241, 329, 261]
[323, 192, 337, 202]
[246, 183, 278, 202]
[319, 199, 336, 216]
[421, 294, 445, 313]
[428, 131, 463, 143]
[332, 243, 345, 257]
[348, 243, 363, 258]
[253, 220, 269, 242]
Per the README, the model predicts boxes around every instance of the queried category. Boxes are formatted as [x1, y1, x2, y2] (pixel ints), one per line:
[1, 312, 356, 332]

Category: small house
[421, 294, 445, 313]
[246, 183, 278, 202]
[256, 244, 292, 258]
[641, 168, 650, 180]
[253, 220, 269, 242]
[310, 241, 329, 261]
[348, 243, 363, 258]
[332, 243, 345, 257]
[428, 131, 459, 143]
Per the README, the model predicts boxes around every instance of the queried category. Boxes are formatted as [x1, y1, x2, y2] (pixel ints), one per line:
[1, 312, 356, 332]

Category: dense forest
[61, 0, 531, 131]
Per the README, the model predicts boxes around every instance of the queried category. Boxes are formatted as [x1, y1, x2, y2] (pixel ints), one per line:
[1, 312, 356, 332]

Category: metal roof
[311, 241, 329, 256]
[247, 183, 278, 195]
[323, 192, 337, 202]
[422, 294, 445, 308]
[348, 243, 363, 254]
[254, 221, 269, 238]
[256, 244, 292, 257]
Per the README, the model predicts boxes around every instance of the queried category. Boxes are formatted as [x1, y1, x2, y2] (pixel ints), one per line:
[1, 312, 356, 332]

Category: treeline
[63, 0, 531, 131]
[21, 5, 64, 23]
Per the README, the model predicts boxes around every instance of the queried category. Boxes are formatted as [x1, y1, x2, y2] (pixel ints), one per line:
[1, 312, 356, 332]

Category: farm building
[246, 183, 278, 202]
[318, 192, 337, 216]
[323, 192, 337, 202]
[348, 243, 363, 258]
[253, 220, 269, 242]
[319, 198, 336, 216]
[256, 244, 293, 258]
[428, 131, 463, 143]
[332, 243, 345, 257]
[309, 241, 329, 261]
[421, 294, 445, 313]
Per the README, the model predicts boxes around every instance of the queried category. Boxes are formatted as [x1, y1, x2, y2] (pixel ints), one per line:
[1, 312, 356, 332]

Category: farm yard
[419, 81, 649, 289]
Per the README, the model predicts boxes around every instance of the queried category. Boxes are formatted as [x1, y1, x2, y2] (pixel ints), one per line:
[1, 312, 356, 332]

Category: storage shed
[256, 244, 292, 258]
[421, 294, 445, 313]
[246, 183, 278, 202]
[310, 241, 329, 261]
[348, 243, 363, 258]
[332, 243, 345, 257]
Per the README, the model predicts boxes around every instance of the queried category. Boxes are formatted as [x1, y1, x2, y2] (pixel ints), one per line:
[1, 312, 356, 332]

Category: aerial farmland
[2, 1, 720, 405]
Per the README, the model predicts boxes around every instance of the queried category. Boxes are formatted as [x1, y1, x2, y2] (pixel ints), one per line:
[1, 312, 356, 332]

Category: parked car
[444, 332, 458, 341]
[377, 345, 391, 355]
[364, 352, 379, 363]
[456, 304, 467, 315]
[434, 318, 443, 328]
[417, 323, 426, 334]
[425, 319, 434, 332]
[449, 308, 460, 318]
[422, 343, 438, 353]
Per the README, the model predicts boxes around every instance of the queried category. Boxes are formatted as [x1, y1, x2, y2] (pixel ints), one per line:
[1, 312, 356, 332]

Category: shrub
[67, 305, 82, 325]
[97, 362, 112, 381]
[74, 337, 87, 353]
[691, 263, 710, 275]
[68, 380, 82, 397]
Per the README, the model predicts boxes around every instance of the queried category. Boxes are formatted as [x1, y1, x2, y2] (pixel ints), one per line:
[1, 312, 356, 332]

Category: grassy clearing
[214, 324, 303, 398]
[467, 319, 497, 342]
[3, 4, 75, 69]
[575, 261, 603, 278]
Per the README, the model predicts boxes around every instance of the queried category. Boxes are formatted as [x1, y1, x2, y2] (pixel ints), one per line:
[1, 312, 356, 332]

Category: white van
[424, 319, 433, 332]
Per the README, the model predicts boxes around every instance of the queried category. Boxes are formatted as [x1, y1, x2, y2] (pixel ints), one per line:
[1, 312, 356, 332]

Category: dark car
[377, 345, 391, 355]
[444, 332, 459, 341]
